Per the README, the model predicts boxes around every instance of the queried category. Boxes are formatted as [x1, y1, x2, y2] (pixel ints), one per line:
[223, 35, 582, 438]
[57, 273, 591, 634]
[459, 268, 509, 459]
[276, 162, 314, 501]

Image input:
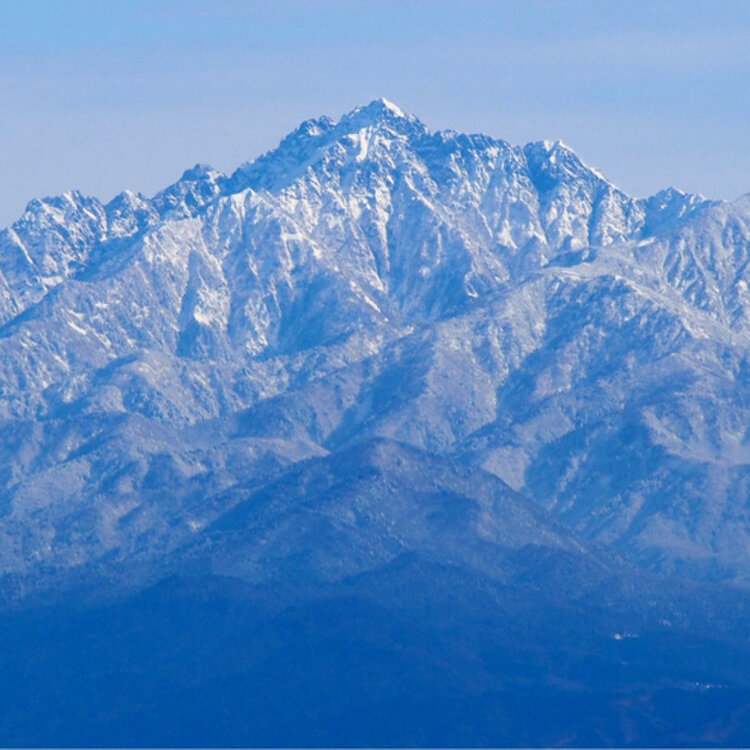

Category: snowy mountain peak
[180, 163, 220, 182]
[338, 97, 418, 128]
[231, 99, 425, 192]
[335, 98, 425, 142]
[370, 96, 409, 117]
[523, 138, 612, 191]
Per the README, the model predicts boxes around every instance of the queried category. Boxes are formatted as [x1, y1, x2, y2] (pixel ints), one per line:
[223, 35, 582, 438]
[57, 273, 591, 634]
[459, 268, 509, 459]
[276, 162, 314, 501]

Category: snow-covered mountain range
[1, 98, 749, 599]
[5, 97, 750, 746]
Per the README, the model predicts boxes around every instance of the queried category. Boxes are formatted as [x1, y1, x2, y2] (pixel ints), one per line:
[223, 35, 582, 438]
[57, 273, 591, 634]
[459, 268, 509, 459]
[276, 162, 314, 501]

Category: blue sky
[0, 0, 748, 225]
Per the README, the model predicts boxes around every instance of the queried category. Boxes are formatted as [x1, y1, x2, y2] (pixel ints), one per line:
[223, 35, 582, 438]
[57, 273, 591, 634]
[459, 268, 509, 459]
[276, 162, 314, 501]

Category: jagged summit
[230, 98, 427, 191]
[337, 96, 420, 129]
[5, 100, 706, 235]
[364, 96, 410, 118]
[222, 100, 645, 215]
[523, 138, 612, 191]
[180, 163, 221, 182]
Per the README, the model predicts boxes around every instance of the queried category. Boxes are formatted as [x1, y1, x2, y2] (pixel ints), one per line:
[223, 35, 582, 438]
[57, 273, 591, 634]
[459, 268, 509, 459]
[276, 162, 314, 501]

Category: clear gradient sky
[1, 0, 748, 226]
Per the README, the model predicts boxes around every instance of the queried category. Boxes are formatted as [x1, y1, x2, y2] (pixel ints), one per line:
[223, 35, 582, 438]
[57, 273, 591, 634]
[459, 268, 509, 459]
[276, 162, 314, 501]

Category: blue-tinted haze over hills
[1, 100, 750, 745]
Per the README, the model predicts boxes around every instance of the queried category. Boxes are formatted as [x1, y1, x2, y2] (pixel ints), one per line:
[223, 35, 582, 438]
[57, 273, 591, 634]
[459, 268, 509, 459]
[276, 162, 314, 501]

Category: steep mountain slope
[174, 437, 604, 588]
[0, 98, 749, 593]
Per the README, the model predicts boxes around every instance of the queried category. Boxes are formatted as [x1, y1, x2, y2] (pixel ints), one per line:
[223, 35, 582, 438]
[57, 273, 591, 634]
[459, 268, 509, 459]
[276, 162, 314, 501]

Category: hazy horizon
[1, 0, 748, 226]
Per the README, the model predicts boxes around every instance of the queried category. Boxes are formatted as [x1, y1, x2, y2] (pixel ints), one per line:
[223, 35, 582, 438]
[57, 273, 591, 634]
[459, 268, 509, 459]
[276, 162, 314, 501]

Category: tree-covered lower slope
[3, 439, 750, 746]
